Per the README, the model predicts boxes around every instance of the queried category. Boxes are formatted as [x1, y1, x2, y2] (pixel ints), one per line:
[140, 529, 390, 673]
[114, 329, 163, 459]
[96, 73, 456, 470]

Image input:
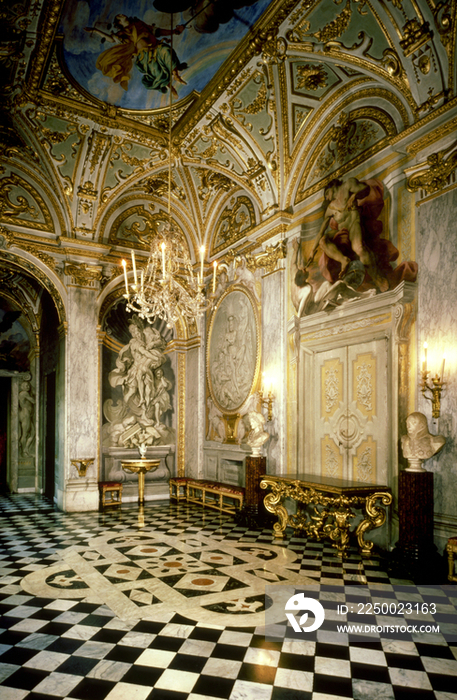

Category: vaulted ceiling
[0, 0, 455, 278]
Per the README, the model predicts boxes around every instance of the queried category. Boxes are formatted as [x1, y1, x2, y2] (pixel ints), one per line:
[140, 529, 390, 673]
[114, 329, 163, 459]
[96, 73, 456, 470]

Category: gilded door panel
[314, 348, 347, 477]
[348, 340, 388, 484]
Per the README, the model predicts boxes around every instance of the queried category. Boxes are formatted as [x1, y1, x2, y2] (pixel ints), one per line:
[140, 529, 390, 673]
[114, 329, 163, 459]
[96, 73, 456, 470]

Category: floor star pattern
[1, 493, 457, 700]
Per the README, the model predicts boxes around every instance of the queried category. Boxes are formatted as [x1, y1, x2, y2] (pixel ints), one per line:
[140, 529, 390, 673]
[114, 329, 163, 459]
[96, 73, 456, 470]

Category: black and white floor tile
[1, 493, 457, 700]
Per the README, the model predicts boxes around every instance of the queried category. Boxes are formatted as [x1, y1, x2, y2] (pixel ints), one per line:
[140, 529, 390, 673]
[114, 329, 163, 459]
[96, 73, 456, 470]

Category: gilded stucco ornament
[287, 0, 351, 44]
[18, 245, 59, 273]
[433, 1, 453, 47]
[406, 140, 457, 194]
[212, 196, 256, 253]
[296, 64, 328, 90]
[65, 262, 103, 287]
[77, 181, 97, 200]
[197, 169, 234, 215]
[399, 18, 433, 57]
[142, 175, 186, 201]
[0, 176, 39, 220]
[312, 111, 380, 180]
[245, 240, 287, 275]
[26, 0, 62, 96]
[0, 226, 15, 248]
[261, 36, 287, 64]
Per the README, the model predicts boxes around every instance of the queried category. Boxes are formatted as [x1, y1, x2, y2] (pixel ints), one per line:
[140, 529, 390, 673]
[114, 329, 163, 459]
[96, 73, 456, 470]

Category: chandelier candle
[131, 251, 138, 287]
[212, 260, 217, 293]
[122, 259, 129, 296]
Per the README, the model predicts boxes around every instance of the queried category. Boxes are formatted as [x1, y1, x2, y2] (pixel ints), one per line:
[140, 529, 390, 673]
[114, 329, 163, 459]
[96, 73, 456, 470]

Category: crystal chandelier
[122, 224, 215, 328]
[120, 12, 216, 328]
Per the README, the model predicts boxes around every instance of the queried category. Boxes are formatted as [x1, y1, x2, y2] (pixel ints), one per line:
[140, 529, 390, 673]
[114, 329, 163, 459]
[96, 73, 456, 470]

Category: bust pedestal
[389, 470, 445, 583]
[236, 455, 267, 527]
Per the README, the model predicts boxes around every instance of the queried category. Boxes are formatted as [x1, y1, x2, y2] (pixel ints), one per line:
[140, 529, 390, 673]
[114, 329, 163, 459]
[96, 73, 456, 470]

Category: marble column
[60, 284, 99, 511]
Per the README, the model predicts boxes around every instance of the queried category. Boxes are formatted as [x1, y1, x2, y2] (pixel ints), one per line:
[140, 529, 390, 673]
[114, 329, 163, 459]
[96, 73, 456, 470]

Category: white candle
[121, 259, 128, 295]
[423, 342, 427, 372]
[161, 242, 166, 279]
[140, 268, 144, 293]
[212, 260, 217, 293]
[200, 246, 205, 284]
[131, 251, 137, 287]
[440, 354, 446, 380]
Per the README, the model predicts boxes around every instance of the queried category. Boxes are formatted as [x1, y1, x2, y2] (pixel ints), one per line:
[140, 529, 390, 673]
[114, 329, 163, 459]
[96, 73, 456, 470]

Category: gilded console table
[260, 474, 392, 557]
[121, 459, 160, 505]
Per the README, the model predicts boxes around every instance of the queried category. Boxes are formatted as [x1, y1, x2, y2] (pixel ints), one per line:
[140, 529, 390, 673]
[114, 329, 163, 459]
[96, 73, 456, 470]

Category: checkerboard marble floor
[1, 493, 457, 700]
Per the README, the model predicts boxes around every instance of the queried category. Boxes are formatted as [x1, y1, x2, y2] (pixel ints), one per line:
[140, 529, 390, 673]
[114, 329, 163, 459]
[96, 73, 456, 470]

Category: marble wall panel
[262, 268, 285, 474]
[417, 188, 457, 548]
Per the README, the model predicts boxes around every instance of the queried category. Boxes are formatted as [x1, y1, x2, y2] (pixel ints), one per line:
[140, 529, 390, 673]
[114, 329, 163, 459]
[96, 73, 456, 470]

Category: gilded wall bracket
[406, 140, 457, 195]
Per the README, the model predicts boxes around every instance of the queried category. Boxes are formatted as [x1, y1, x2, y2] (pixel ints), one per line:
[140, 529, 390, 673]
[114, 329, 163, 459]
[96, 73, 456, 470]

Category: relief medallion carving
[207, 287, 260, 414]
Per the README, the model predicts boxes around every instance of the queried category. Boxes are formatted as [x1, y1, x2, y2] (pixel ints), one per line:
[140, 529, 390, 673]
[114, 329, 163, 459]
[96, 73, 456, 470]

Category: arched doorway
[0, 261, 64, 498]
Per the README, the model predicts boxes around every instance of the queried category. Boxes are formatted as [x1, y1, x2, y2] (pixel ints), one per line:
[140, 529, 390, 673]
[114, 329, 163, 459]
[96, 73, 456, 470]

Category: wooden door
[312, 339, 388, 484]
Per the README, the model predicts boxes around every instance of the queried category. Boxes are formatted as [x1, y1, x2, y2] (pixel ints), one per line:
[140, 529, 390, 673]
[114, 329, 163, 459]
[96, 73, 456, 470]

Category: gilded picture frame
[207, 286, 261, 415]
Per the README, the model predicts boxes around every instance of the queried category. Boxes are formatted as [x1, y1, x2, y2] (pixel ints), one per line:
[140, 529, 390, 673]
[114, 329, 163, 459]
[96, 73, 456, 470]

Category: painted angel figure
[85, 14, 187, 96]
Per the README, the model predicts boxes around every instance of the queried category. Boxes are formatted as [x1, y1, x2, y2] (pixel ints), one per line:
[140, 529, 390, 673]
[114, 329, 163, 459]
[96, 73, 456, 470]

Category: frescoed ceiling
[59, 0, 273, 111]
[0, 0, 456, 278]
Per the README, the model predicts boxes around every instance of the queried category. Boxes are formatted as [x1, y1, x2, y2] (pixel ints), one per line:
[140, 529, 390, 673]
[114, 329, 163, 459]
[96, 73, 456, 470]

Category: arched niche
[97, 281, 200, 500]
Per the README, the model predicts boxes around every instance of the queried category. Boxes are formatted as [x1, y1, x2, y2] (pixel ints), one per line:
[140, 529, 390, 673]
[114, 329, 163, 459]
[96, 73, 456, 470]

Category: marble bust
[401, 412, 445, 472]
[245, 410, 269, 456]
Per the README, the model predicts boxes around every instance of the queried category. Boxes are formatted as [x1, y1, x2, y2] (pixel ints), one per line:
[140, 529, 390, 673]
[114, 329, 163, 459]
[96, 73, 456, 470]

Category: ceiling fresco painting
[59, 0, 273, 111]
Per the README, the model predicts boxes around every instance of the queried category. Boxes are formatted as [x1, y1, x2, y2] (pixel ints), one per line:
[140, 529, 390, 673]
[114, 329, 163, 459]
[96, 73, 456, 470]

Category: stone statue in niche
[18, 379, 35, 456]
[292, 177, 418, 315]
[102, 316, 175, 448]
[206, 397, 226, 442]
[401, 412, 445, 472]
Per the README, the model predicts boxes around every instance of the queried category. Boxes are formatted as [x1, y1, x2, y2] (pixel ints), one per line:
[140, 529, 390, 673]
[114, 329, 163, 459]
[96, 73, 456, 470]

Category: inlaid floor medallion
[21, 530, 313, 626]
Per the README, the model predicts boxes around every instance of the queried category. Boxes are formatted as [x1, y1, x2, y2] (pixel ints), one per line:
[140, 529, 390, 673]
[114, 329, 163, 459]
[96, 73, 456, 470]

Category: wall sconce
[420, 342, 446, 419]
[259, 372, 275, 422]
[71, 458, 95, 478]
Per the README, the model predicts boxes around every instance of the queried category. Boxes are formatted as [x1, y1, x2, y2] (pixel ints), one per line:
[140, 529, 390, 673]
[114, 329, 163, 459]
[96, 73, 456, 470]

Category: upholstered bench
[446, 536, 457, 582]
[169, 477, 244, 515]
[99, 481, 123, 508]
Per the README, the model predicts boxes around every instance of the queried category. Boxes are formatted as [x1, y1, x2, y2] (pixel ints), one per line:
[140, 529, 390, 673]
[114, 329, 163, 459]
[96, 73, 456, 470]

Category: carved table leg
[323, 507, 355, 557]
[446, 541, 457, 582]
[356, 491, 392, 556]
[260, 480, 289, 538]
